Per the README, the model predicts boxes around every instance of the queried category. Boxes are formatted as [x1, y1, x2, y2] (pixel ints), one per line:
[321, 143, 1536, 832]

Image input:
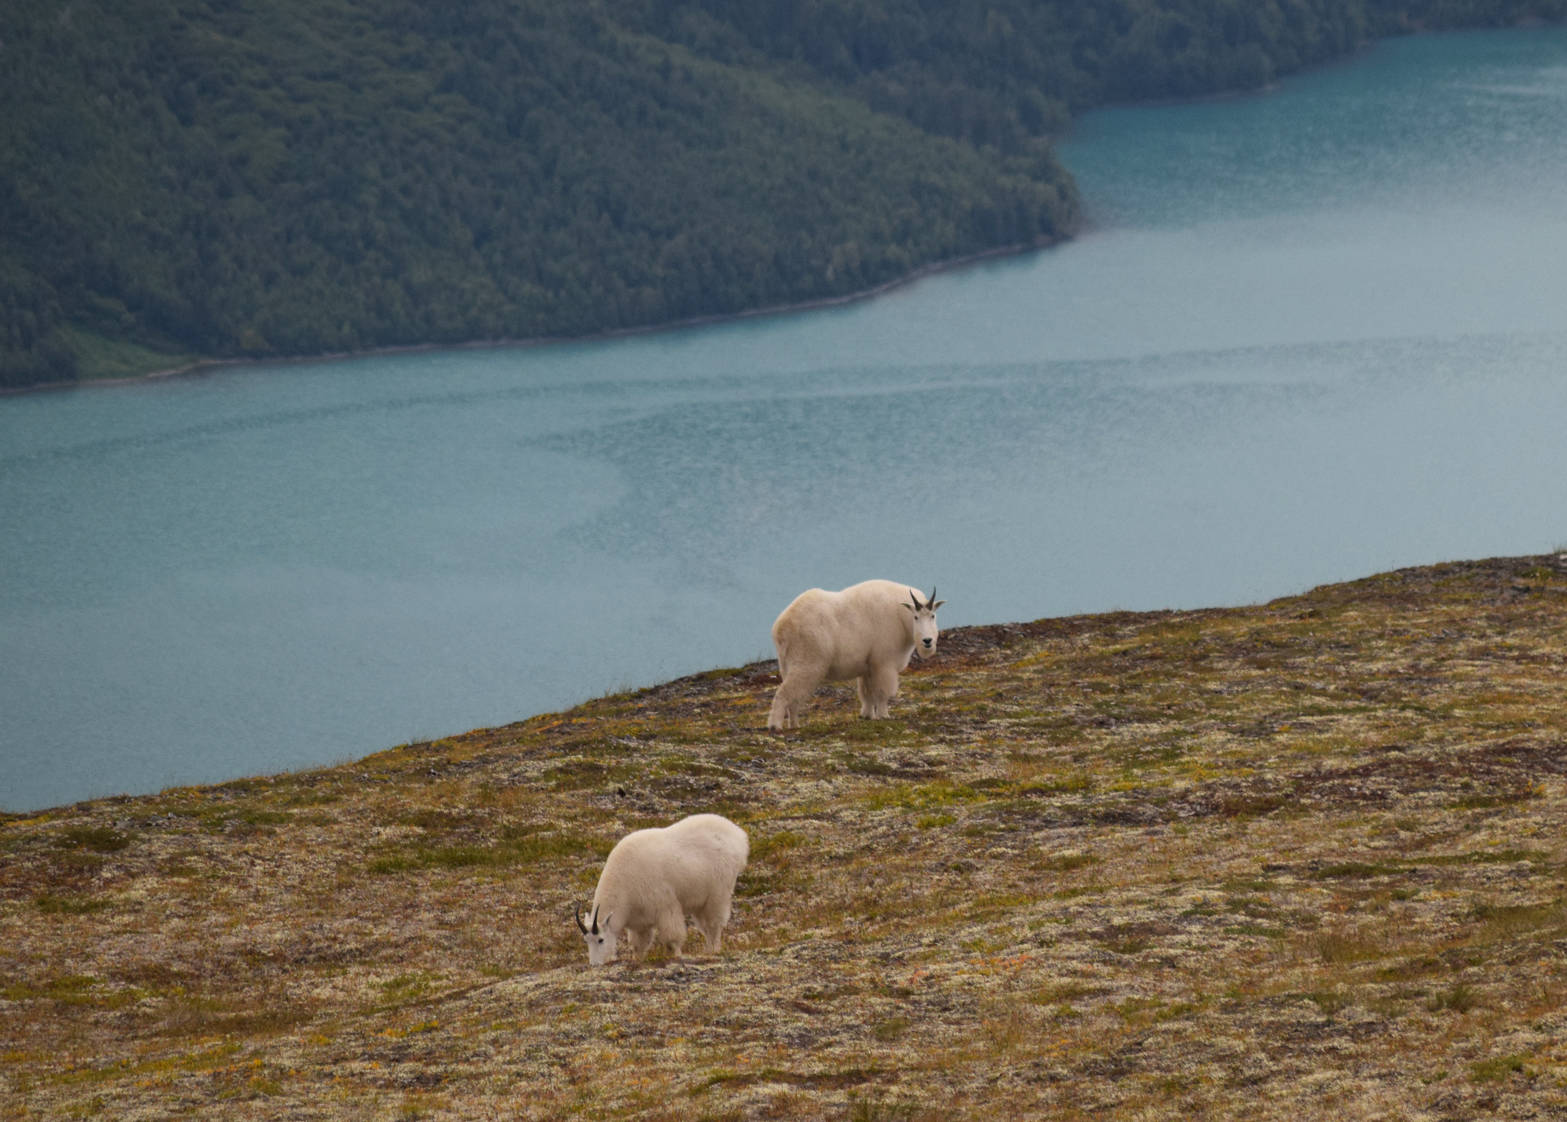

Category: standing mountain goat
[767, 580, 944, 730]
[574, 813, 748, 966]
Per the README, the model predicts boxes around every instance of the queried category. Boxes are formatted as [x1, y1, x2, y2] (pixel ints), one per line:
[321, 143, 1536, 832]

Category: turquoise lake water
[3, 28, 1566, 811]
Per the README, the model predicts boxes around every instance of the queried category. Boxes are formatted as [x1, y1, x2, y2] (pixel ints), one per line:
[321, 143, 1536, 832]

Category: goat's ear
[931, 600, 945, 611]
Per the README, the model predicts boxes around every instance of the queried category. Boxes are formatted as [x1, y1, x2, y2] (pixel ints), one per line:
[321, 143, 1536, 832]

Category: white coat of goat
[767, 580, 944, 730]
[575, 813, 748, 966]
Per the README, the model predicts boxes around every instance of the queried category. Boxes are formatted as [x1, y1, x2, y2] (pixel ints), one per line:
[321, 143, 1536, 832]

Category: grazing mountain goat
[767, 580, 944, 730]
[574, 813, 748, 966]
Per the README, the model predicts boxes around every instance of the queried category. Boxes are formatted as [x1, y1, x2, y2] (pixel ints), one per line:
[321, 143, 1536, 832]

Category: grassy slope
[3, 555, 1567, 1119]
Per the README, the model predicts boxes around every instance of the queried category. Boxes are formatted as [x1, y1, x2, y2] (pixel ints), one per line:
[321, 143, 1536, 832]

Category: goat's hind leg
[696, 895, 733, 953]
[768, 667, 819, 730]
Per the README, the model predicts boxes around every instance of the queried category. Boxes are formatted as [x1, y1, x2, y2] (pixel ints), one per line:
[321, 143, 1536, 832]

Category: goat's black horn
[574, 904, 588, 934]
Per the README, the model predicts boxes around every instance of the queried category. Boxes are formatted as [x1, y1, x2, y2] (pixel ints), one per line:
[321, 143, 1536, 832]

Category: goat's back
[773, 580, 917, 674]
[596, 814, 747, 915]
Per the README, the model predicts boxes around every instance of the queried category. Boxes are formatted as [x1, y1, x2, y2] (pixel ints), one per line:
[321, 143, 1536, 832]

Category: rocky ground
[4, 555, 1567, 1120]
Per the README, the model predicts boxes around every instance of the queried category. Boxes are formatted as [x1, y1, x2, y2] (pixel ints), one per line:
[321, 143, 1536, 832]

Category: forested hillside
[2, 0, 1562, 388]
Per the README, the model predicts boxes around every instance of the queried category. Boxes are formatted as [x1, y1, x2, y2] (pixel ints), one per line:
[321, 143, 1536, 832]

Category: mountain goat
[574, 813, 748, 966]
[767, 580, 944, 730]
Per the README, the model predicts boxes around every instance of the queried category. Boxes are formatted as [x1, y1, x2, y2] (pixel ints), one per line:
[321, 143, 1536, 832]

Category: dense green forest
[1, 0, 1562, 388]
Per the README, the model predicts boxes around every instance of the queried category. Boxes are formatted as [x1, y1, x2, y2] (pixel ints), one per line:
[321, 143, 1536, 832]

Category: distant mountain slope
[1, 0, 1561, 387]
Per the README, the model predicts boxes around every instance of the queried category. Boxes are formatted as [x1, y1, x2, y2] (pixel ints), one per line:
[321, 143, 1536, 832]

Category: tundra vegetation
[3, 555, 1567, 1119]
[4, 0, 1565, 386]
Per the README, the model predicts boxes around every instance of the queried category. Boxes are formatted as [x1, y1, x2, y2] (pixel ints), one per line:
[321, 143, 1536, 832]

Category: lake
[3, 28, 1566, 812]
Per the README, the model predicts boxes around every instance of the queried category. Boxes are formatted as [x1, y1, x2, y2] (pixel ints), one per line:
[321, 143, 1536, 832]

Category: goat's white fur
[577, 813, 748, 965]
[767, 580, 943, 730]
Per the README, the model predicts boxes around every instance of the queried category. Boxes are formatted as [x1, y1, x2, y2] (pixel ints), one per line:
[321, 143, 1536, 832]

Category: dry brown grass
[5, 555, 1567, 1119]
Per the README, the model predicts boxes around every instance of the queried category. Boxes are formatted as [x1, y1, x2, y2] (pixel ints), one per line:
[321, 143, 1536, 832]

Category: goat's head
[575, 903, 618, 965]
[904, 587, 944, 658]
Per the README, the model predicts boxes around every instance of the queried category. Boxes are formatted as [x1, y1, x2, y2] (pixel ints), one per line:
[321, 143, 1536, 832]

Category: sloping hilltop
[4, 555, 1567, 1119]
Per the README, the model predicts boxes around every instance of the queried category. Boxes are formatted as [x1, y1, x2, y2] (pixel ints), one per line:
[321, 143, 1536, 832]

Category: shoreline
[8, 22, 1562, 400]
[4, 233, 1065, 397]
